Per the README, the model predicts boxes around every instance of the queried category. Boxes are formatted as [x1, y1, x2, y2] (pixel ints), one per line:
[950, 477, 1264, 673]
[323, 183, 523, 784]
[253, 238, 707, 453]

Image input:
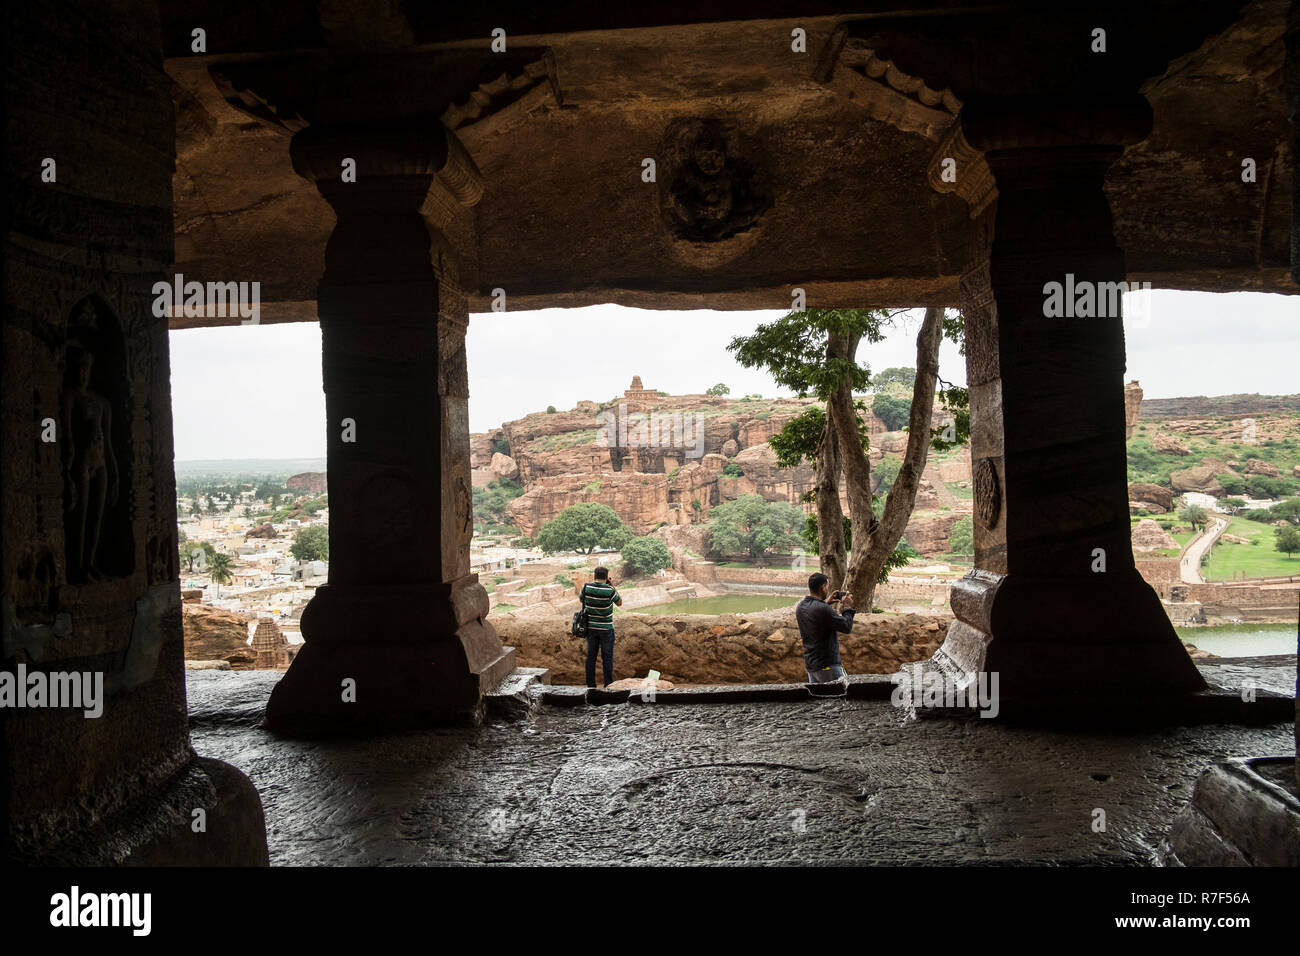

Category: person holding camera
[579, 566, 622, 688]
[795, 572, 855, 696]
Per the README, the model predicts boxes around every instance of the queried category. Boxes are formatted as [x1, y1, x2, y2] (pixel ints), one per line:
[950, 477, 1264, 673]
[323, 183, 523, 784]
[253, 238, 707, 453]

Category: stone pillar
[264, 120, 515, 734]
[935, 96, 1206, 699]
[1287, 0, 1299, 784]
[3, 0, 266, 863]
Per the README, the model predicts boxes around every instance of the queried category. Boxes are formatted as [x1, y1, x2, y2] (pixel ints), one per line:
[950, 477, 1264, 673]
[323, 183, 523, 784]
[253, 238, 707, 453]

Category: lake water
[1175, 623, 1297, 657]
[633, 593, 798, 615]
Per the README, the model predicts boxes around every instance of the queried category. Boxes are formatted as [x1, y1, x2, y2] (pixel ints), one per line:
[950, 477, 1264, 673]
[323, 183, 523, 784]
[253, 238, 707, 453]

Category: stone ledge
[1161, 757, 1300, 866]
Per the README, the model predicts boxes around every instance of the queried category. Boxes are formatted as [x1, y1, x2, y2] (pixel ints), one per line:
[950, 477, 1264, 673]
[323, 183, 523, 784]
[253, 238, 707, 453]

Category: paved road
[1180, 516, 1228, 584]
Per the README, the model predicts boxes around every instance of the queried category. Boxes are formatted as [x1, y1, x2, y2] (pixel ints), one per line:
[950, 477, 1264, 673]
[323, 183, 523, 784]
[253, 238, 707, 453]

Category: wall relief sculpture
[61, 297, 133, 583]
[658, 118, 771, 245]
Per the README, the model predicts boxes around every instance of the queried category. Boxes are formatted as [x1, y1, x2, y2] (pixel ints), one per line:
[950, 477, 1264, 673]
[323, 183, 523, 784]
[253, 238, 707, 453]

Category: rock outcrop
[489, 452, 519, 480]
[182, 604, 256, 669]
[1123, 380, 1143, 439]
[1244, 458, 1279, 477]
[246, 522, 278, 538]
[285, 472, 326, 493]
[1170, 459, 1230, 496]
[1129, 482, 1174, 513]
[1152, 432, 1190, 456]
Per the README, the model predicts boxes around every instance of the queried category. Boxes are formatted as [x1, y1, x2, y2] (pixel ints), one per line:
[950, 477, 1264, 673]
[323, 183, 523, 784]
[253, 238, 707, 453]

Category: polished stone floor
[187, 658, 1297, 866]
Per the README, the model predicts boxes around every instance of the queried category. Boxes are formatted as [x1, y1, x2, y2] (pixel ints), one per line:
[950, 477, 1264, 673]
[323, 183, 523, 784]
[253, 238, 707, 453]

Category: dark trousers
[585, 628, 615, 688]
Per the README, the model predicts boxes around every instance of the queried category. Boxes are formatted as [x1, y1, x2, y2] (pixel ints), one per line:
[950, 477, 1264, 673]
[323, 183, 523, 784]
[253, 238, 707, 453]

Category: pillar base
[264, 577, 516, 736]
[1161, 757, 1300, 866]
[16, 757, 268, 866]
[935, 567, 1207, 699]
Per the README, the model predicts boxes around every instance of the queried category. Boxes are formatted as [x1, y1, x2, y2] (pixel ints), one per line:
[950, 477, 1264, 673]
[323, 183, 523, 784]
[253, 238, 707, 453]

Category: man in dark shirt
[579, 566, 622, 688]
[795, 572, 855, 696]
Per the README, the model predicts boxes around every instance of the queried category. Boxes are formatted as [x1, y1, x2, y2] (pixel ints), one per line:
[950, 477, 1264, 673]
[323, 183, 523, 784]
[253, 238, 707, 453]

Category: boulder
[721, 438, 740, 457]
[246, 522, 278, 538]
[1152, 432, 1190, 456]
[489, 452, 520, 480]
[1128, 482, 1173, 513]
[1170, 461, 1227, 497]
[1244, 458, 1279, 477]
[182, 604, 256, 669]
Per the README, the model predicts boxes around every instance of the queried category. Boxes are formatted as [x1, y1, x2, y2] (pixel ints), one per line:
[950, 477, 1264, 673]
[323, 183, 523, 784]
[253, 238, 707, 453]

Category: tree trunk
[816, 390, 847, 591]
[838, 307, 945, 608]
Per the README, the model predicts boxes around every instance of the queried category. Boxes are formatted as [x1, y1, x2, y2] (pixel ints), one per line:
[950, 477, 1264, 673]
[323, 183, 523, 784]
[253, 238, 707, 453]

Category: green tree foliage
[1216, 472, 1246, 496]
[1179, 504, 1209, 532]
[180, 540, 216, 572]
[473, 479, 524, 529]
[207, 552, 233, 596]
[490, 436, 510, 457]
[948, 515, 974, 555]
[721, 463, 744, 477]
[1270, 497, 1300, 525]
[537, 503, 632, 554]
[873, 394, 912, 431]
[874, 455, 903, 495]
[705, 383, 731, 396]
[869, 367, 917, 391]
[290, 525, 330, 561]
[705, 494, 805, 564]
[622, 536, 673, 575]
[1275, 525, 1300, 558]
[1220, 497, 1247, 516]
[768, 404, 869, 469]
[546, 405, 557, 414]
[1246, 475, 1291, 499]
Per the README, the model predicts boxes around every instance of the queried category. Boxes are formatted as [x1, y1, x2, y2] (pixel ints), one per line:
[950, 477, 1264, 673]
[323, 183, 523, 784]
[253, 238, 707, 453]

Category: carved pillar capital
[927, 121, 997, 219]
[289, 118, 483, 228]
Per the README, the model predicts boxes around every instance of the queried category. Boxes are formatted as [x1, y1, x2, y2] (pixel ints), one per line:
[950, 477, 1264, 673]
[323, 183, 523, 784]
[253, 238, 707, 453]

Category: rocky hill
[472, 375, 972, 554]
[1137, 393, 1300, 419]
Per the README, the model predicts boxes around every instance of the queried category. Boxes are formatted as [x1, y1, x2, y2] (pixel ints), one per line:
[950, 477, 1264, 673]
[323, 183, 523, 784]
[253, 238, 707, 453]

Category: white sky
[168, 290, 1298, 461]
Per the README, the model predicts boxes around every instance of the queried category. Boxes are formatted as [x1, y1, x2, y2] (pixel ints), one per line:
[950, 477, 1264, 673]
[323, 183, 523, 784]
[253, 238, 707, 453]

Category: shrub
[621, 536, 673, 576]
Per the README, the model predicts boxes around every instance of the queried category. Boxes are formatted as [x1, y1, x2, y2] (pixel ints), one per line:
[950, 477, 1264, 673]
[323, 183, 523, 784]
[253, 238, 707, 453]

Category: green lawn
[944, 481, 973, 500]
[1202, 516, 1300, 580]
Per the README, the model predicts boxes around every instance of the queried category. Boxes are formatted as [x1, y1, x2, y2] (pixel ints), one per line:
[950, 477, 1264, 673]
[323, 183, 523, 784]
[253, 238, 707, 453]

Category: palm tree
[208, 552, 233, 598]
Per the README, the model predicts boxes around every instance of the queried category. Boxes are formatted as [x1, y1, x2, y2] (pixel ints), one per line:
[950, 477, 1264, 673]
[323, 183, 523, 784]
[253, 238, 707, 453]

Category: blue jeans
[586, 628, 615, 688]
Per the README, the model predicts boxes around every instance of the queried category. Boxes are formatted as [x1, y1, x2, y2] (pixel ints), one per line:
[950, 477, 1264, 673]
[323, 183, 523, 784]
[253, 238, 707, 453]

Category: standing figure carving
[60, 300, 128, 583]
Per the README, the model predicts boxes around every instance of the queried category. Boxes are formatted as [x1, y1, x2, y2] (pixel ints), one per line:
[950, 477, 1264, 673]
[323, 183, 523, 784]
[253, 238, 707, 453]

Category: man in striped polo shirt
[579, 566, 622, 688]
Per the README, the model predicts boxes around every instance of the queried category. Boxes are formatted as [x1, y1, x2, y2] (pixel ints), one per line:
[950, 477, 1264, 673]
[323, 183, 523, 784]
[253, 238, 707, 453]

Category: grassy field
[944, 481, 972, 500]
[1202, 516, 1300, 580]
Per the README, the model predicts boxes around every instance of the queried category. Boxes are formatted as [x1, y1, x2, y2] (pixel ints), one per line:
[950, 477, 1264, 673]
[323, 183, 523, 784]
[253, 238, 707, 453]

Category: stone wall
[493, 608, 950, 685]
